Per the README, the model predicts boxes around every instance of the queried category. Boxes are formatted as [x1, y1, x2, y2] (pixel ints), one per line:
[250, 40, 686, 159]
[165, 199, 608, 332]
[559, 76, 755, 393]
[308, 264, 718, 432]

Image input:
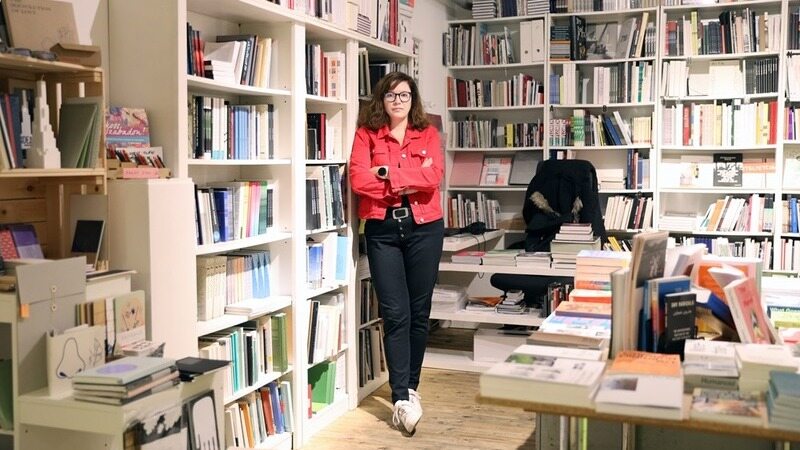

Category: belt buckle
[391, 207, 410, 220]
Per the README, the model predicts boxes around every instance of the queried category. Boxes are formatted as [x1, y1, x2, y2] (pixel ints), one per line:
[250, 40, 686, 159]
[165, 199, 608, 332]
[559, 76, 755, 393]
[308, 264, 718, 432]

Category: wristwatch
[377, 166, 389, 179]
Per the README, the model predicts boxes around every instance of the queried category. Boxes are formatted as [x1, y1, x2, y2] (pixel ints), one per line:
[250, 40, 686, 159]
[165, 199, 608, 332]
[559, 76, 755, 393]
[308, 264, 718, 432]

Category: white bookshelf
[108, 0, 413, 445]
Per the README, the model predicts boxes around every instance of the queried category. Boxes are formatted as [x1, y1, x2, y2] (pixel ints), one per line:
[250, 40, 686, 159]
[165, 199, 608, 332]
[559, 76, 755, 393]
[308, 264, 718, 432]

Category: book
[595, 351, 684, 420]
[74, 370, 178, 399]
[105, 107, 151, 151]
[554, 301, 611, 319]
[723, 278, 778, 344]
[72, 356, 176, 386]
[691, 388, 766, 426]
[480, 351, 606, 408]
[74, 379, 178, 405]
[131, 403, 187, 449]
[449, 152, 484, 185]
[57, 102, 98, 168]
[46, 324, 105, 397]
[508, 151, 539, 185]
[662, 291, 696, 354]
[8, 223, 43, 259]
[713, 153, 743, 187]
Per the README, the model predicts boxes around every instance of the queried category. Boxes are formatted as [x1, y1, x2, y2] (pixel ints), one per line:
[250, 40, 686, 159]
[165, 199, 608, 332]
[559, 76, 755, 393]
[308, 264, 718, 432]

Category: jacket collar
[376, 124, 423, 141]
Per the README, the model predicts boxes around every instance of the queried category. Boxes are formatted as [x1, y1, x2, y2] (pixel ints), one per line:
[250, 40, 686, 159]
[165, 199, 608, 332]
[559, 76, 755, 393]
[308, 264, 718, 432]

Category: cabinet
[0, 54, 107, 259]
[107, 0, 413, 446]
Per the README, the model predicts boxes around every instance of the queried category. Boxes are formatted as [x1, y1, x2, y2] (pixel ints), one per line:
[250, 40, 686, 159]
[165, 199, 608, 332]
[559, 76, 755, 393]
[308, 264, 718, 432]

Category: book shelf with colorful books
[548, 5, 659, 237]
[657, 0, 785, 271]
[443, 7, 548, 233]
[108, 0, 414, 446]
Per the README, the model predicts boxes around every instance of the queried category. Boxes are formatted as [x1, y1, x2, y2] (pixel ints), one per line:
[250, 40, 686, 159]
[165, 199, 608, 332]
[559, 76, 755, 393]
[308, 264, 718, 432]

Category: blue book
[696, 291, 735, 328]
[791, 197, 798, 233]
[335, 236, 348, 282]
[770, 371, 800, 400]
[261, 251, 271, 297]
[268, 381, 284, 433]
[646, 276, 691, 352]
[212, 189, 228, 242]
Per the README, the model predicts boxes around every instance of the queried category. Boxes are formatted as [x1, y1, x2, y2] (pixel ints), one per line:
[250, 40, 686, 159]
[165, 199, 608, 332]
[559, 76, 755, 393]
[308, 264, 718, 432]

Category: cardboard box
[50, 43, 101, 67]
[473, 327, 531, 362]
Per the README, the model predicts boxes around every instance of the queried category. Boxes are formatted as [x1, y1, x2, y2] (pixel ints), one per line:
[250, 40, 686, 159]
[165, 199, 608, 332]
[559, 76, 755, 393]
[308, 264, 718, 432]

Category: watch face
[378, 167, 388, 177]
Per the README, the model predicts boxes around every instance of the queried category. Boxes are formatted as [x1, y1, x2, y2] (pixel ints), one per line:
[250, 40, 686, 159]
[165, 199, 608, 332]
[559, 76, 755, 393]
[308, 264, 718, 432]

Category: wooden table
[477, 394, 800, 449]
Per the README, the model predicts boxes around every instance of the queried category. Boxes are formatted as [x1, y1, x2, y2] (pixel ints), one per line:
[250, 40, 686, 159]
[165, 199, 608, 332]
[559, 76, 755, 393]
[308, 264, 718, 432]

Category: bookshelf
[107, 0, 413, 446]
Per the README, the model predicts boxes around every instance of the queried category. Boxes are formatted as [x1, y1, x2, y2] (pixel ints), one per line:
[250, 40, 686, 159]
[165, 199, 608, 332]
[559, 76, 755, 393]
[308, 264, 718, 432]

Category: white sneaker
[392, 400, 421, 435]
[408, 388, 423, 414]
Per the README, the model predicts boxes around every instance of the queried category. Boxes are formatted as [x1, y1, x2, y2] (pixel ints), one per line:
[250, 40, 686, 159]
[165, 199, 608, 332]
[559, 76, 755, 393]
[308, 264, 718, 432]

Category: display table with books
[17, 368, 224, 450]
[475, 394, 800, 448]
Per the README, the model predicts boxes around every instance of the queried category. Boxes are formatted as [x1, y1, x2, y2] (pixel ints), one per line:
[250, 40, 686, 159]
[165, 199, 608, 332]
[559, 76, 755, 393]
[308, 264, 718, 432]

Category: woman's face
[383, 81, 412, 124]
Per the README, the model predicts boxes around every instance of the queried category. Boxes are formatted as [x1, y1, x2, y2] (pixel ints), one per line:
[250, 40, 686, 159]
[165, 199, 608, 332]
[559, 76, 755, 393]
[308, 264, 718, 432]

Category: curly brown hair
[357, 72, 429, 131]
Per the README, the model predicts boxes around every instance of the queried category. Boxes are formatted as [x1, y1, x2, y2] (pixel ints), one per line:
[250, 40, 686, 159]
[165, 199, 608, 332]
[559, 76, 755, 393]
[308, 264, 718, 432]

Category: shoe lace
[409, 389, 421, 403]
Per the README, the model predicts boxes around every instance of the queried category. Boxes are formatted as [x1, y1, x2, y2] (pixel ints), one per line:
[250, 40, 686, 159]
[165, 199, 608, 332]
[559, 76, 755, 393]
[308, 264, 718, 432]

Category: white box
[473, 327, 530, 362]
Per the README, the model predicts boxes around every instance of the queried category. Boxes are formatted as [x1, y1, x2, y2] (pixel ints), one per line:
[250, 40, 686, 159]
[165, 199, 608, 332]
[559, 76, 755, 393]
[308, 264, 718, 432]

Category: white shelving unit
[108, 0, 413, 446]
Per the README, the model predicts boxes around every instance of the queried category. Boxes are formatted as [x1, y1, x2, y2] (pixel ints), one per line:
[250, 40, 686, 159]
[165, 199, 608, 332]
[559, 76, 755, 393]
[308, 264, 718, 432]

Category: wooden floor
[303, 368, 537, 449]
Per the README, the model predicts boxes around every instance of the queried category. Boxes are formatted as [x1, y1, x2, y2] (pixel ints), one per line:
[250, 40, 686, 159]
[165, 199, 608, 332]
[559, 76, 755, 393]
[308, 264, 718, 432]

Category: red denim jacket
[349, 124, 443, 224]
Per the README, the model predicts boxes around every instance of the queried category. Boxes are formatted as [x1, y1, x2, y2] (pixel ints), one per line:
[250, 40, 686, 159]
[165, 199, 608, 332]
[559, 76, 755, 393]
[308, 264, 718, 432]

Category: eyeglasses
[383, 91, 412, 103]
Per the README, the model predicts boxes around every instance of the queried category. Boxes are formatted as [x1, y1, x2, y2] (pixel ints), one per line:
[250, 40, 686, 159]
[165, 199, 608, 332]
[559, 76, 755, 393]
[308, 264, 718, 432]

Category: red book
[0, 228, 18, 259]
[769, 101, 777, 144]
[259, 389, 276, 435]
[682, 104, 690, 146]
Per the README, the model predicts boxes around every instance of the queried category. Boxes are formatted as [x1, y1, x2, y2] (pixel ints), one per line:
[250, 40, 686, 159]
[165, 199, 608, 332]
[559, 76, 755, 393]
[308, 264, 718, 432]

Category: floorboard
[302, 368, 537, 449]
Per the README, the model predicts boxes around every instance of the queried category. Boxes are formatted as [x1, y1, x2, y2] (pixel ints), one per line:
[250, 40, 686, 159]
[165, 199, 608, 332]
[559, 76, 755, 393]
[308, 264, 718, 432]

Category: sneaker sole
[402, 412, 422, 437]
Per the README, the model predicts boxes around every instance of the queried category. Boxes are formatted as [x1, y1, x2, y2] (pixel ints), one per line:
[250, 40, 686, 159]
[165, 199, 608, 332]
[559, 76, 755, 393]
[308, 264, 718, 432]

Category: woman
[349, 72, 444, 436]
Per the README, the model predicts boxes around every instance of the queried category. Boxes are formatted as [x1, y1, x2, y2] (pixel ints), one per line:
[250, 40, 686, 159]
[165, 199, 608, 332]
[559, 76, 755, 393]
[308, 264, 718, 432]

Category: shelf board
[663, 0, 781, 13]
[439, 261, 575, 276]
[785, 141, 800, 145]
[0, 52, 102, 74]
[305, 159, 347, 165]
[448, 14, 546, 25]
[423, 347, 494, 373]
[196, 296, 293, 337]
[306, 394, 350, 437]
[551, 102, 655, 108]
[448, 105, 544, 111]
[782, 189, 800, 194]
[188, 0, 292, 23]
[607, 228, 647, 233]
[662, 51, 780, 61]
[660, 187, 773, 194]
[599, 189, 653, 194]
[550, 56, 655, 65]
[187, 158, 291, 166]
[550, 144, 652, 150]
[550, 6, 658, 20]
[447, 186, 527, 192]
[196, 230, 292, 255]
[187, 75, 291, 97]
[661, 230, 773, 237]
[0, 429, 13, 436]
[662, 93, 778, 102]
[228, 432, 293, 450]
[358, 373, 389, 403]
[0, 168, 106, 179]
[764, 269, 799, 275]
[306, 282, 348, 299]
[306, 93, 347, 105]
[306, 224, 348, 235]
[224, 367, 294, 405]
[780, 233, 800, 238]
[661, 145, 776, 152]
[430, 309, 544, 327]
[447, 146, 544, 152]
[442, 229, 505, 252]
[448, 62, 545, 70]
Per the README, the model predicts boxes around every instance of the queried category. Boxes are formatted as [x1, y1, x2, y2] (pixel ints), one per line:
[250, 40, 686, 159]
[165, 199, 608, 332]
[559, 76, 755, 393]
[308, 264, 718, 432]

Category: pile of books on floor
[72, 357, 179, 405]
[496, 290, 526, 315]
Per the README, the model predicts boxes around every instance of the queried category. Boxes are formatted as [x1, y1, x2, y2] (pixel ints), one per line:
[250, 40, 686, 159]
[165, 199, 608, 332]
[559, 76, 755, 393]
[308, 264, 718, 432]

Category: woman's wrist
[377, 166, 389, 179]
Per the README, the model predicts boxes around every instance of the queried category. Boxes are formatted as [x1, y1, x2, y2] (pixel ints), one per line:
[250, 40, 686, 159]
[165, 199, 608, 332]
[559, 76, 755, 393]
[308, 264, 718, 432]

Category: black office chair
[491, 159, 607, 308]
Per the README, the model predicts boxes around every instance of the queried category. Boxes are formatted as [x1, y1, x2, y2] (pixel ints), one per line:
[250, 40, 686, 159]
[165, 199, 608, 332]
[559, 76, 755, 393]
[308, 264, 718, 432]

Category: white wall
[412, 1, 448, 118]
[60, 0, 109, 95]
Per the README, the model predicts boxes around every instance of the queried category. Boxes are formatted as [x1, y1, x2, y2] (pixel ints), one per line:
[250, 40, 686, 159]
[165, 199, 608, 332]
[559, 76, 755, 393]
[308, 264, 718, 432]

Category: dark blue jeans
[365, 208, 444, 404]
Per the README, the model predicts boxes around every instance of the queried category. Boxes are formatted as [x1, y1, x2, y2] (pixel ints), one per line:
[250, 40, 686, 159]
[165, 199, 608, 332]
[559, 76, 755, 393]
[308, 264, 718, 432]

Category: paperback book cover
[72, 356, 176, 386]
[691, 388, 766, 426]
[105, 107, 151, 151]
[713, 153, 743, 187]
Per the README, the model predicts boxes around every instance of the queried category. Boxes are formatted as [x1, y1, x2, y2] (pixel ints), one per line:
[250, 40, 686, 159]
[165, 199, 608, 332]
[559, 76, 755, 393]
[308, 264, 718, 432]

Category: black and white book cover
[133, 404, 187, 450]
[713, 153, 743, 187]
[662, 291, 697, 354]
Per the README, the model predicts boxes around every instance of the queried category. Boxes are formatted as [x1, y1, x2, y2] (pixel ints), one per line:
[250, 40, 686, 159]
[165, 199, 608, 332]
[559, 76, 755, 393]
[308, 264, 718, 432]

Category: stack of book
[465, 296, 504, 312]
[550, 223, 601, 269]
[479, 344, 606, 408]
[496, 290, 526, 315]
[72, 357, 179, 405]
[595, 351, 684, 420]
[682, 339, 739, 392]
[482, 249, 520, 266]
[735, 344, 798, 392]
[432, 284, 468, 313]
[767, 371, 800, 430]
[515, 251, 551, 269]
[451, 250, 485, 264]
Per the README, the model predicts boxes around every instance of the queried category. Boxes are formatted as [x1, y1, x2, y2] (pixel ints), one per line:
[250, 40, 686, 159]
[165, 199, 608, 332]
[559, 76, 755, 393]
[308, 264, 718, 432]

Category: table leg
[621, 423, 636, 450]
